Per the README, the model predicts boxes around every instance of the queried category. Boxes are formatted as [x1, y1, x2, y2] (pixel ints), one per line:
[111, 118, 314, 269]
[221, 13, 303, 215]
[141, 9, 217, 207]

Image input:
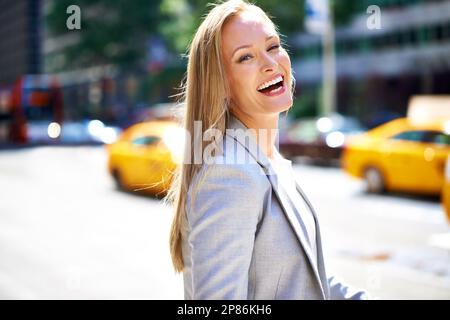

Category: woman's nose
[260, 53, 277, 73]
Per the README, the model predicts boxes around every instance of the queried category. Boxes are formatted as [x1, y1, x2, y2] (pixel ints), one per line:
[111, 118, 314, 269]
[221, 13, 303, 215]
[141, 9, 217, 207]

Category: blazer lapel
[295, 181, 330, 298]
[265, 172, 326, 298]
[225, 114, 326, 298]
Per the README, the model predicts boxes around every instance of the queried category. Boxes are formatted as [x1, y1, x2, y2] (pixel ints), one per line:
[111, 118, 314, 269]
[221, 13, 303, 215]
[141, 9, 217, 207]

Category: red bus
[2, 74, 63, 144]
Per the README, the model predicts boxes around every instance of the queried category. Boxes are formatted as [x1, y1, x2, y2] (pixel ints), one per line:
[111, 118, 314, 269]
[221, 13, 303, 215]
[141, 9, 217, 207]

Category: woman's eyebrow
[231, 35, 278, 58]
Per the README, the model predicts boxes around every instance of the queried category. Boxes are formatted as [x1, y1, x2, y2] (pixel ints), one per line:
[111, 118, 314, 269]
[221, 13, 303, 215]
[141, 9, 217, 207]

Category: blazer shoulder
[194, 133, 270, 186]
[192, 159, 271, 196]
[186, 133, 272, 216]
[185, 160, 272, 249]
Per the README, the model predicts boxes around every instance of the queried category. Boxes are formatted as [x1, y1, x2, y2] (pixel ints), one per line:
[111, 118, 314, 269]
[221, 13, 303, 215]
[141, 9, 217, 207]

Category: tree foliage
[46, 0, 164, 70]
[46, 0, 362, 70]
[160, 0, 361, 54]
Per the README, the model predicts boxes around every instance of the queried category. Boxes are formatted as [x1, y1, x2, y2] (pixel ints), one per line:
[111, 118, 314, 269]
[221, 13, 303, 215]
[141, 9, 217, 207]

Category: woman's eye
[237, 45, 279, 63]
[239, 54, 252, 62]
[269, 44, 280, 51]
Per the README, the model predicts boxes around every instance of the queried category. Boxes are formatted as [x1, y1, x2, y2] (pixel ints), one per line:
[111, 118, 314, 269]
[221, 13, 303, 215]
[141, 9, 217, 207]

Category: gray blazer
[182, 113, 368, 300]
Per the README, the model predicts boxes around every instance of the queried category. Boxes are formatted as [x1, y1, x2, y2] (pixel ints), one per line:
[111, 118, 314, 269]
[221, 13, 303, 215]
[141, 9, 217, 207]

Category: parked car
[279, 114, 365, 164]
[60, 120, 121, 145]
[106, 120, 183, 197]
[343, 117, 450, 195]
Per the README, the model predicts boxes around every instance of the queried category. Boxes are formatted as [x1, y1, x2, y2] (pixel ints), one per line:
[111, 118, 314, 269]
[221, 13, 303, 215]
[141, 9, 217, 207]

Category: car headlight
[317, 117, 333, 133]
[88, 119, 105, 138]
[100, 127, 119, 144]
[47, 122, 61, 139]
[325, 131, 345, 148]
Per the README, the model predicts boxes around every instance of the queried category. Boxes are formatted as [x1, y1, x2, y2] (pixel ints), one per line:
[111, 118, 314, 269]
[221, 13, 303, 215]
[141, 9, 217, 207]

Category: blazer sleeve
[186, 163, 267, 299]
[328, 276, 370, 300]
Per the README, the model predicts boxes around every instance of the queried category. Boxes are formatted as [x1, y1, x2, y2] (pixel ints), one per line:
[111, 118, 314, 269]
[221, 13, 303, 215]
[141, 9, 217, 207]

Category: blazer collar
[225, 113, 271, 169]
[225, 113, 327, 298]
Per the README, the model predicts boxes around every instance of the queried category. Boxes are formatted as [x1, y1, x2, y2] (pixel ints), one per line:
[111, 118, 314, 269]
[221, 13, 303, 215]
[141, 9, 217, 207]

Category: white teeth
[257, 75, 283, 91]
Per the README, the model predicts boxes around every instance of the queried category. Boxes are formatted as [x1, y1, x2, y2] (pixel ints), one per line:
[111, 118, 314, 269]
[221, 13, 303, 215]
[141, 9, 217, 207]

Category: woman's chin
[265, 98, 293, 113]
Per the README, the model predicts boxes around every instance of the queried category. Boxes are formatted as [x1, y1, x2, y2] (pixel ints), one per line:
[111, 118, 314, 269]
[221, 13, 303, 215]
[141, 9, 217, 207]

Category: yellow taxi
[342, 117, 450, 195]
[106, 120, 184, 196]
[442, 156, 450, 222]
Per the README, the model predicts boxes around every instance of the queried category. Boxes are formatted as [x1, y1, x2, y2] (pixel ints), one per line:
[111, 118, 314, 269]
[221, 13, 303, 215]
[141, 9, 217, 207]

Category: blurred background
[0, 0, 450, 299]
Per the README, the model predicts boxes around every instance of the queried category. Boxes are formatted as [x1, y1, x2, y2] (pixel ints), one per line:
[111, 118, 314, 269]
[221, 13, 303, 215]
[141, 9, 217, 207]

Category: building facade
[292, 0, 450, 126]
[0, 0, 42, 85]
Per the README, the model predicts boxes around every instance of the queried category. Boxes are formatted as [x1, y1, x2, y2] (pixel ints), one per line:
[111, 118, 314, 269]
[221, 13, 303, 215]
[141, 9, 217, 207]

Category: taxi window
[132, 136, 161, 146]
[424, 131, 450, 146]
[390, 131, 426, 142]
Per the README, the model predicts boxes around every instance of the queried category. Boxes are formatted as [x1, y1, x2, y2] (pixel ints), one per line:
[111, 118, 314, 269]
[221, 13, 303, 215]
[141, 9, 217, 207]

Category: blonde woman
[166, 0, 368, 300]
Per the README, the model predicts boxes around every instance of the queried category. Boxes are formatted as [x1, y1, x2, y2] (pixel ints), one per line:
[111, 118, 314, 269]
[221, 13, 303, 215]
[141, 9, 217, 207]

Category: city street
[0, 146, 449, 299]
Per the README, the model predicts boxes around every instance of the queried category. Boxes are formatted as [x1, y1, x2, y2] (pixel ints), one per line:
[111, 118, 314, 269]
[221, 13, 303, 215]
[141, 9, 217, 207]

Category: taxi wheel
[112, 169, 125, 190]
[364, 167, 385, 194]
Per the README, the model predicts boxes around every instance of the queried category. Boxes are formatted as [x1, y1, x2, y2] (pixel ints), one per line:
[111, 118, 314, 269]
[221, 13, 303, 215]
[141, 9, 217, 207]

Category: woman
[166, 0, 368, 300]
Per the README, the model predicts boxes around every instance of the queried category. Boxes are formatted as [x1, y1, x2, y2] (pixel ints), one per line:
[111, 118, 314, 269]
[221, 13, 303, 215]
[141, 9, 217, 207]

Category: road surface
[0, 146, 449, 299]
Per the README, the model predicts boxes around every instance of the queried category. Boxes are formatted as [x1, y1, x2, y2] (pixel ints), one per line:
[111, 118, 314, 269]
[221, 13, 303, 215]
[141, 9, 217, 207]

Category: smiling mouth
[257, 75, 284, 94]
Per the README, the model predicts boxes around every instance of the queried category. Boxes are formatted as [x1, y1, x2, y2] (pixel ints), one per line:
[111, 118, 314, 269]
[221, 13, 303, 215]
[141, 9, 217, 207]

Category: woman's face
[221, 11, 293, 118]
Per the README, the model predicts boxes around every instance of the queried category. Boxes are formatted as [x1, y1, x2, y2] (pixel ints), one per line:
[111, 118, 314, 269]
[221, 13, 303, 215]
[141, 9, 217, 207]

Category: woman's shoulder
[185, 134, 272, 221]
[186, 157, 271, 222]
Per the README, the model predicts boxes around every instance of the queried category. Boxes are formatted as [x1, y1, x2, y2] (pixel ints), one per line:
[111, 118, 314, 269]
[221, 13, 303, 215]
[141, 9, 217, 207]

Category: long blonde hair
[165, 0, 293, 272]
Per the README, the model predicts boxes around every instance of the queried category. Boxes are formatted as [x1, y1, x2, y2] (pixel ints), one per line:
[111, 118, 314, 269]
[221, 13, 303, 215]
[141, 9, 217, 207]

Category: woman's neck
[230, 109, 279, 160]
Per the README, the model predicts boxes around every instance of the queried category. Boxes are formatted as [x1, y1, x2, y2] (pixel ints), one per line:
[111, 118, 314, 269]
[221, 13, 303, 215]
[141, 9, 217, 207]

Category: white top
[267, 149, 317, 258]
